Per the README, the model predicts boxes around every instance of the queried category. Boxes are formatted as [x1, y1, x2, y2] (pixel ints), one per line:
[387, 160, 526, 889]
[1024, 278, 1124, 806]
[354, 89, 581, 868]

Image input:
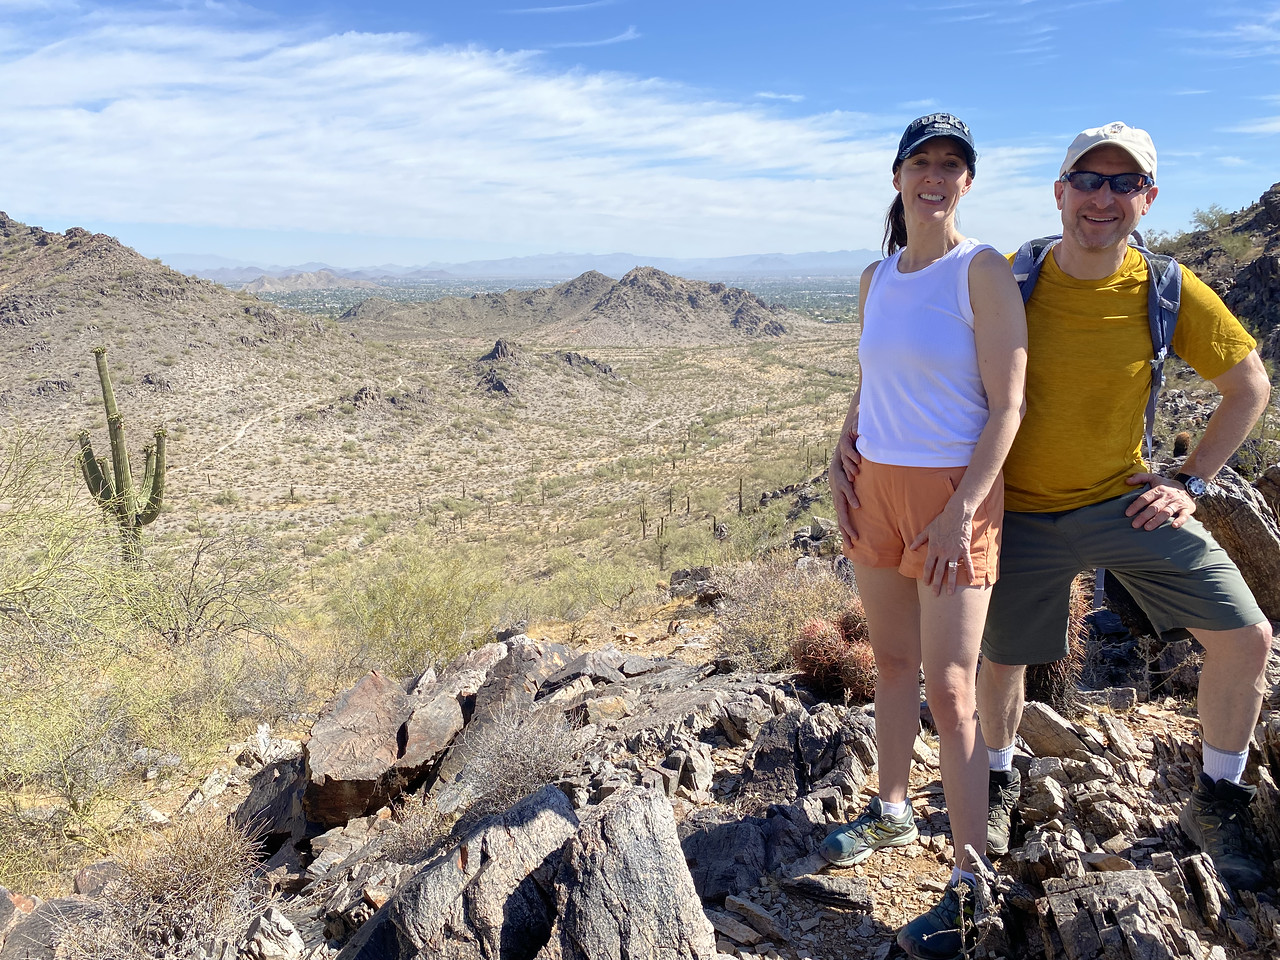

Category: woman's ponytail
[882, 192, 908, 255]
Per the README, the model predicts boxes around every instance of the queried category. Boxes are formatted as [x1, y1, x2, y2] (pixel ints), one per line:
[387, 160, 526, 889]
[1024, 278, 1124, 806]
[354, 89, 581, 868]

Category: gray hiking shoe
[897, 874, 992, 960]
[1179, 773, 1267, 891]
[987, 768, 1021, 857]
[820, 796, 918, 867]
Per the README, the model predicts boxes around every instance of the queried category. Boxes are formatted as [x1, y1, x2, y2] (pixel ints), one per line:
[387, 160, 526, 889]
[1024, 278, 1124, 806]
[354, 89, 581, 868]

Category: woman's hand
[829, 432, 862, 553]
[909, 501, 974, 596]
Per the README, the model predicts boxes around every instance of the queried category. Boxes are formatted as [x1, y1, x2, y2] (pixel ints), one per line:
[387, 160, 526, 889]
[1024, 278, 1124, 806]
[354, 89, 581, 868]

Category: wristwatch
[1174, 472, 1208, 498]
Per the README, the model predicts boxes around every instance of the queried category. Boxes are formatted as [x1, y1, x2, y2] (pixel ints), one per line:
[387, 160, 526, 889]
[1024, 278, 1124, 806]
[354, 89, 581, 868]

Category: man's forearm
[1181, 354, 1271, 480]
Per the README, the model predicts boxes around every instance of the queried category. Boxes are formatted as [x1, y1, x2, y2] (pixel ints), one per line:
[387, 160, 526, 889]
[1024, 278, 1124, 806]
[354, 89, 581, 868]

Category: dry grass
[711, 555, 853, 671]
[56, 816, 266, 960]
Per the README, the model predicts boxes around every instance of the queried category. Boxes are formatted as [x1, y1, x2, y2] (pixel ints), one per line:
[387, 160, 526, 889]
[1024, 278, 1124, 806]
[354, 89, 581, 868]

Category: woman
[821, 114, 1026, 960]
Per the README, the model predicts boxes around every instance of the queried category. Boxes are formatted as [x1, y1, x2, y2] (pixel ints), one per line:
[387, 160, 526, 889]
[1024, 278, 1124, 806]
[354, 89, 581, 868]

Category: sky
[1, 0, 1278, 268]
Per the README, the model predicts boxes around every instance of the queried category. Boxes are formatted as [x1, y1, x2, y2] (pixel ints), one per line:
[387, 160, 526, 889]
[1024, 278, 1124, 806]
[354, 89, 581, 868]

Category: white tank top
[857, 237, 994, 467]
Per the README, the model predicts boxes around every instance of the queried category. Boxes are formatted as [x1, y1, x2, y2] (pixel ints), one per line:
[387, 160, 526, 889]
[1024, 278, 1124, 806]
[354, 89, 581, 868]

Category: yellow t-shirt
[1004, 247, 1257, 513]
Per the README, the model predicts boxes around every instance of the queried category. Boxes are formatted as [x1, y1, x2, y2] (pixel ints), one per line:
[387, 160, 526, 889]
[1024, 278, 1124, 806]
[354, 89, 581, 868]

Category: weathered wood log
[1036, 870, 1204, 959]
[1194, 466, 1280, 619]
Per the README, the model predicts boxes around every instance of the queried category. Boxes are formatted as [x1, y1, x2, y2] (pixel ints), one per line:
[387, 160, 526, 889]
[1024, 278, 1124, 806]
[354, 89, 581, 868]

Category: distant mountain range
[342, 266, 810, 347]
[165, 250, 881, 286]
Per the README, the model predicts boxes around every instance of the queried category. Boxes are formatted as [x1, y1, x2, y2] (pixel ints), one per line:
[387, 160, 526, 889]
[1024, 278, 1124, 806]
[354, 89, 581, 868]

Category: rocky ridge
[340, 267, 802, 346]
[1161, 182, 1280, 361]
[2, 598, 1278, 960]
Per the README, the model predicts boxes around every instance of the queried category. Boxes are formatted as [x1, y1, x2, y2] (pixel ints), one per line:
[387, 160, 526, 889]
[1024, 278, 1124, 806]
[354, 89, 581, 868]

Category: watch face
[1185, 477, 1208, 497]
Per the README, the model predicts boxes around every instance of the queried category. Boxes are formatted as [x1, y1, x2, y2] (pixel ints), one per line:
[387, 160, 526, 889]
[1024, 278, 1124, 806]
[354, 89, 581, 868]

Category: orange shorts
[843, 457, 1003, 586]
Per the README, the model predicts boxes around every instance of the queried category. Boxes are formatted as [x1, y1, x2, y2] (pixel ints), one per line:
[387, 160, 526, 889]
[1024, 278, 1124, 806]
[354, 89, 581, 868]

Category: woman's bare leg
[918, 581, 990, 871]
[853, 564, 923, 805]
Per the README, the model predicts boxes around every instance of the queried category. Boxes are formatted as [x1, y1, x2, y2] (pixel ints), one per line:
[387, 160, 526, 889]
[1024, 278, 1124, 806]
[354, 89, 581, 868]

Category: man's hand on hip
[1125, 473, 1196, 530]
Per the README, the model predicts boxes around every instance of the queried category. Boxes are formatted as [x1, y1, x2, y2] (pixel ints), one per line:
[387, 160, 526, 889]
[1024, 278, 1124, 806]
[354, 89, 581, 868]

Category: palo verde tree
[76, 347, 166, 563]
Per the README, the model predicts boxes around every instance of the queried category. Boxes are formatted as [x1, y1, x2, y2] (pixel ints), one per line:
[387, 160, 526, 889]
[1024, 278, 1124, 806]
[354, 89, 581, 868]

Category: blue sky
[1, 0, 1277, 268]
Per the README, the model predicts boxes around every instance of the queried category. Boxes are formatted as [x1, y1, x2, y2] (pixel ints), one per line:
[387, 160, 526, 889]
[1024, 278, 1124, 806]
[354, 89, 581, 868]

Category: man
[978, 122, 1273, 891]
[832, 122, 1273, 902]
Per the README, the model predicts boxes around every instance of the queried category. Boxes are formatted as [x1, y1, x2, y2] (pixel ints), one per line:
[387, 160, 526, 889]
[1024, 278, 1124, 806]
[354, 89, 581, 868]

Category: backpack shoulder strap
[1130, 242, 1183, 460]
[1011, 235, 1062, 304]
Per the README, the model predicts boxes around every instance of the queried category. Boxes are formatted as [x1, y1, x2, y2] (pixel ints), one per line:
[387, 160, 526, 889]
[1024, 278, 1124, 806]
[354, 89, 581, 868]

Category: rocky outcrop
[1224, 254, 1280, 337]
[303, 669, 467, 827]
[5, 601, 1279, 960]
[537, 788, 718, 960]
[337, 785, 579, 960]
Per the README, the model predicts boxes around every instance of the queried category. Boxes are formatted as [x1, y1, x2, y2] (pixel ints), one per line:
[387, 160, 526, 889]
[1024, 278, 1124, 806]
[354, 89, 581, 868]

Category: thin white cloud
[509, 0, 620, 12]
[547, 25, 639, 47]
[756, 91, 804, 102]
[1226, 116, 1280, 133]
[1175, 89, 1210, 96]
[1219, 156, 1249, 166]
[0, 6, 1054, 258]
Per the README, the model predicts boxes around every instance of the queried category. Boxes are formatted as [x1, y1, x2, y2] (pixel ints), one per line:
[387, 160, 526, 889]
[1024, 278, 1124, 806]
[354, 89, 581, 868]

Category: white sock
[1202, 742, 1247, 785]
[950, 866, 976, 887]
[987, 744, 1014, 772]
[880, 798, 909, 819]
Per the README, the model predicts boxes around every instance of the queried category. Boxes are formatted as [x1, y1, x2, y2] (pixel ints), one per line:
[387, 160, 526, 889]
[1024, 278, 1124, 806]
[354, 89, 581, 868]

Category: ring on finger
[946, 560, 959, 569]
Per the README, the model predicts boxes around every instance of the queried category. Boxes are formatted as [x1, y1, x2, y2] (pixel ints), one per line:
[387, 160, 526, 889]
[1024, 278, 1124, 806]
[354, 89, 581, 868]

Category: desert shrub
[531, 550, 656, 623]
[387, 705, 586, 865]
[56, 817, 266, 960]
[451, 706, 584, 829]
[1219, 232, 1254, 262]
[329, 538, 500, 676]
[1191, 203, 1233, 231]
[382, 791, 450, 865]
[712, 555, 852, 671]
[0, 435, 291, 891]
[137, 533, 289, 648]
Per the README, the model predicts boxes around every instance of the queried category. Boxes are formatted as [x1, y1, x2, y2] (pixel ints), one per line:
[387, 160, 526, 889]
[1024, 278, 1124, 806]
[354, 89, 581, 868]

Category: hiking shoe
[819, 796, 918, 867]
[987, 767, 1021, 856]
[1179, 773, 1267, 891]
[897, 875, 991, 960]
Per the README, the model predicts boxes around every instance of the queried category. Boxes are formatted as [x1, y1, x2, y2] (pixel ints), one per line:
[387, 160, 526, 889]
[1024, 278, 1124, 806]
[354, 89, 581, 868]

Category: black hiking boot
[1179, 773, 1267, 892]
[897, 874, 991, 959]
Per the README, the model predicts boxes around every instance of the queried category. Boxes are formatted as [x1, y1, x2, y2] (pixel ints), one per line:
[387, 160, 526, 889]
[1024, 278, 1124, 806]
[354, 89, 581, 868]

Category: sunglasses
[1059, 171, 1154, 195]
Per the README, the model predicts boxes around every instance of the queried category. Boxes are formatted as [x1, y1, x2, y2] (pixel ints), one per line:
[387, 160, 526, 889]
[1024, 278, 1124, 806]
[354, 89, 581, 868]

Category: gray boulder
[337, 784, 578, 960]
[536, 787, 717, 960]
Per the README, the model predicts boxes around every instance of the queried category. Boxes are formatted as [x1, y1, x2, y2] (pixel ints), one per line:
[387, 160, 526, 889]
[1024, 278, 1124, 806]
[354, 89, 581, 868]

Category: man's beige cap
[1059, 121, 1157, 181]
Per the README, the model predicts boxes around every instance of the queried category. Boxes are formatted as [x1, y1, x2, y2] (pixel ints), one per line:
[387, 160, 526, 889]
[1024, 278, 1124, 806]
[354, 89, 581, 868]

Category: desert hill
[340, 266, 807, 346]
[1155, 182, 1280, 361]
[0, 212, 856, 576]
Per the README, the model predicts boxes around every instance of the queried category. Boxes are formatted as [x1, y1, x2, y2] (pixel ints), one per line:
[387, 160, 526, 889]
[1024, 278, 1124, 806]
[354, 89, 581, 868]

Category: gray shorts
[983, 491, 1265, 665]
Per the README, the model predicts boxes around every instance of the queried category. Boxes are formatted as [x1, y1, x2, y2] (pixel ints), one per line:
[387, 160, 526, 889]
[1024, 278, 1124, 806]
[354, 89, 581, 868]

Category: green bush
[1191, 203, 1233, 231]
[329, 539, 500, 676]
[0, 434, 297, 892]
[1219, 232, 1254, 262]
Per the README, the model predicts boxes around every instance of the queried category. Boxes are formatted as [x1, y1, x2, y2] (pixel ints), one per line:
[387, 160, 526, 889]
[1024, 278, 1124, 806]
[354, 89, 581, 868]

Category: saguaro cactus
[76, 347, 166, 563]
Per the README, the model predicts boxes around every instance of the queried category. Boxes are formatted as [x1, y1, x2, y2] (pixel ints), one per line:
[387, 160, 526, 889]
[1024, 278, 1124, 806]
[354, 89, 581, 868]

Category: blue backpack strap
[1011, 235, 1062, 303]
[1130, 241, 1182, 461]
